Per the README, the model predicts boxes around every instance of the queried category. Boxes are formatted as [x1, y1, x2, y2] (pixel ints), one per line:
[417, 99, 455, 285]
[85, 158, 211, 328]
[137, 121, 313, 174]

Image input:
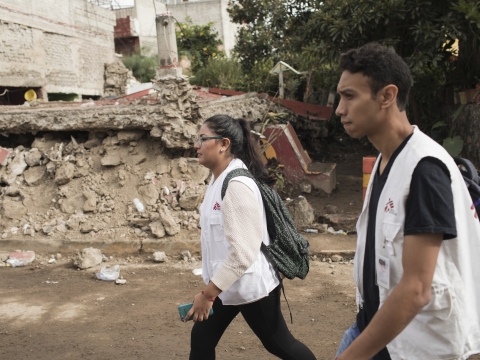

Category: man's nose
[335, 98, 345, 117]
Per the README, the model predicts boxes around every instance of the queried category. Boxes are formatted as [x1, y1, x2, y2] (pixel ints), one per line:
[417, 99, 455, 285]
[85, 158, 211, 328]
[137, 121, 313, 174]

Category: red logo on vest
[213, 202, 221, 210]
[471, 203, 478, 219]
[384, 198, 395, 213]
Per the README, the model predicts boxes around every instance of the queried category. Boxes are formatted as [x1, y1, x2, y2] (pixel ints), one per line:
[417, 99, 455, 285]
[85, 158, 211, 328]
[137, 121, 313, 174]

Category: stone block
[321, 213, 358, 233]
[286, 197, 315, 228]
[24, 148, 42, 167]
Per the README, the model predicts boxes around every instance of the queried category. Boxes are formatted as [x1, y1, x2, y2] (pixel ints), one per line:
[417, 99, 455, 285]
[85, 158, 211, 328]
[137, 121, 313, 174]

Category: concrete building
[0, 0, 116, 104]
[113, 0, 238, 57]
[114, 0, 166, 56]
[165, 0, 239, 56]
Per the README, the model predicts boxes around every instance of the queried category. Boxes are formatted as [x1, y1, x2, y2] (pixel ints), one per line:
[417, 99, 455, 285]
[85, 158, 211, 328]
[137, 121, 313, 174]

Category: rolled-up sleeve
[210, 180, 263, 291]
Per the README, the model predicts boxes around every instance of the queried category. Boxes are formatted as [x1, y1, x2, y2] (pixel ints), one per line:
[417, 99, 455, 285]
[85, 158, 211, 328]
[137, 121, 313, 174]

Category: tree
[175, 17, 226, 73]
[229, 0, 480, 127]
[123, 47, 158, 83]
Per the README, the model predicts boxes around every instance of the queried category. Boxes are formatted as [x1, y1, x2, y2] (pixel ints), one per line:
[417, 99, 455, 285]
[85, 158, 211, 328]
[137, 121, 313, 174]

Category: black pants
[190, 285, 316, 360]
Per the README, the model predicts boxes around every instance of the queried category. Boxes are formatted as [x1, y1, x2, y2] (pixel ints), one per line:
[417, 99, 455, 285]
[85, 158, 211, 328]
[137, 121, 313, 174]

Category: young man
[334, 43, 480, 360]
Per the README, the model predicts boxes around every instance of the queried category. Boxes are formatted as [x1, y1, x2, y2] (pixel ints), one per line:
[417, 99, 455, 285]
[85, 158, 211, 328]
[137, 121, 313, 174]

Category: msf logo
[384, 198, 396, 215]
[213, 202, 221, 211]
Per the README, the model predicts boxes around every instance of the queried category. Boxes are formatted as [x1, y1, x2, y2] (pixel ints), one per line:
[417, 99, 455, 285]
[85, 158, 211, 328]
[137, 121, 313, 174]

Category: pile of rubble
[0, 129, 209, 243]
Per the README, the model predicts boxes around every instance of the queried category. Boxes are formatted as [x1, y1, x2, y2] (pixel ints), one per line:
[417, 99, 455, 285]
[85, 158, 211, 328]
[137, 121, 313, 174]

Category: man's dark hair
[339, 43, 412, 111]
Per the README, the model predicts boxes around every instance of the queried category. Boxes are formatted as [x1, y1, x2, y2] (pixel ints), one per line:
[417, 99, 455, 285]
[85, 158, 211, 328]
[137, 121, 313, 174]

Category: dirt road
[0, 255, 356, 360]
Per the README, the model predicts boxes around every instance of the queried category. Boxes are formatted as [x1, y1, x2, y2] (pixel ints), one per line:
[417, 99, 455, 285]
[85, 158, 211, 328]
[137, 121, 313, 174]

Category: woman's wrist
[201, 290, 216, 302]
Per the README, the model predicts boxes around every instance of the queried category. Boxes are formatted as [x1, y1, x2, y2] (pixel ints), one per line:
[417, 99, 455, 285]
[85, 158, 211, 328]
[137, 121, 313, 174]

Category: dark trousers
[190, 285, 317, 360]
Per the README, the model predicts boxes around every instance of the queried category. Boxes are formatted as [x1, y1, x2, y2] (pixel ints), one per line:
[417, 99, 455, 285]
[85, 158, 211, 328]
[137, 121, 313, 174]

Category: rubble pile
[0, 130, 210, 244]
[104, 59, 137, 97]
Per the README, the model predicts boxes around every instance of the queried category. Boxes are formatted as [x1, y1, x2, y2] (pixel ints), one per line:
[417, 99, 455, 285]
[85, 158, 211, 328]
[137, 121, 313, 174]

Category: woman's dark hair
[339, 43, 412, 111]
[204, 114, 276, 186]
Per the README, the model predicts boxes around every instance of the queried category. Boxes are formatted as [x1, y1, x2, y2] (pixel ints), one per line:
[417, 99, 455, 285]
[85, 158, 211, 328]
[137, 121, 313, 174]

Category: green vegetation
[227, 0, 480, 152]
[123, 47, 158, 83]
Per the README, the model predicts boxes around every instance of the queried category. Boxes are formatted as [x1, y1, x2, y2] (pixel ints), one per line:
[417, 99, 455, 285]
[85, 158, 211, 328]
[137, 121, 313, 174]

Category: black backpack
[454, 157, 480, 220]
[221, 168, 311, 322]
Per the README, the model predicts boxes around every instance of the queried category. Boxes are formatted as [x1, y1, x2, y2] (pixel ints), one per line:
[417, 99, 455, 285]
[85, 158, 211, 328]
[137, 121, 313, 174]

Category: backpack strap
[454, 157, 480, 184]
[221, 167, 294, 323]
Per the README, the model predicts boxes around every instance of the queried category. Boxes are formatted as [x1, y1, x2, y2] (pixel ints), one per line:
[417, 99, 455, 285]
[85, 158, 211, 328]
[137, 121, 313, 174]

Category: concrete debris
[158, 206, 180, 236]
[286, 197, 315, 228]
[153, 251, 166, 262]
[73, 247, 103, 269]
[118, 130, 145, 144]
[104, 59, 135, 97]
[149, 221, 166, 238]
[55, 162, 75, 185]
[331, 255, 343, 262]
[24, 165, 47, 186]
[138, 183, 159, 206]
[24, 148, 42, 167]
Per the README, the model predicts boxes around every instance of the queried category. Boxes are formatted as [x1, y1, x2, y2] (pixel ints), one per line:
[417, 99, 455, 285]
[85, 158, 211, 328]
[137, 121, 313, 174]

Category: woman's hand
[184, 292, 215, 322]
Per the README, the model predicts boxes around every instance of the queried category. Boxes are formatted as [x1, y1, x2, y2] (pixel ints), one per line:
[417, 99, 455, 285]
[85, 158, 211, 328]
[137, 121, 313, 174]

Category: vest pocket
[382, 222, 403, 256]
[209, 213, 224, 242]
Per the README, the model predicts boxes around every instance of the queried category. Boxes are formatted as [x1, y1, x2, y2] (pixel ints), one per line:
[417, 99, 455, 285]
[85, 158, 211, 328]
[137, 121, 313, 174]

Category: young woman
[185, 114, 316, 360]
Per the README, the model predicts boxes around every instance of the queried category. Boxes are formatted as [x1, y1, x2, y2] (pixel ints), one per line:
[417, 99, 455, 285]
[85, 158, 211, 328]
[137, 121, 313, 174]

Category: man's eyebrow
[337, 88, 356, 94]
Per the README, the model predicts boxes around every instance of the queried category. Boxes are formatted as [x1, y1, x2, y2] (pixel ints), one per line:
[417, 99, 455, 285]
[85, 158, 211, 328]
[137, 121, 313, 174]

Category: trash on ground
[192, 268, 202, 276]
[95, 265, 120, 281]
[7, 250, 36, 266]
[115, 278, 127, 285]
[48, 259, 56, 264]
[327, 227, 347, 235]
[45, 280, 59, 284]
[305, 229, 319, 233]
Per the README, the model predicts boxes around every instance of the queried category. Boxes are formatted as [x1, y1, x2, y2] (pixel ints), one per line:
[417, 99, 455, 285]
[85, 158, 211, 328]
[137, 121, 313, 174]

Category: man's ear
[380, 85, 398, 109]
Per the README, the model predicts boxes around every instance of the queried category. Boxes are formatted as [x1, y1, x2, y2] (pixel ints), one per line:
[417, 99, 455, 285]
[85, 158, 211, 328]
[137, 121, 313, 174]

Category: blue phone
[178, 302, 214, 322]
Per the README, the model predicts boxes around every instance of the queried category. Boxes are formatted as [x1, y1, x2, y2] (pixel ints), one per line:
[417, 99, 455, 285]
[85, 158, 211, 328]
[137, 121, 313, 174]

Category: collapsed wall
[0, 77, 291, 254]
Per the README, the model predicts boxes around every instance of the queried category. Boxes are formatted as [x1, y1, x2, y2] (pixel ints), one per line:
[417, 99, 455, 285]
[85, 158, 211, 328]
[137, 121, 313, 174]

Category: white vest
[355, 127, 480, 359]
[200, 158, 279, 305]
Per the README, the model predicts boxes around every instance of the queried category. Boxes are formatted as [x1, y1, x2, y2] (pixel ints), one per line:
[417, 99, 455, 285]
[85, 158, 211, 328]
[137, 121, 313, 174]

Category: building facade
[0, 0, 116, 103]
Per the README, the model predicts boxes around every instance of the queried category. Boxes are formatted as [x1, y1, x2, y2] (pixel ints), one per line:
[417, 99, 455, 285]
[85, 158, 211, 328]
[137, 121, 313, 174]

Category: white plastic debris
[48, 258, 56, 264]
[22, 224, 30, 235]
[133, 198, 145, 212]
[6, 258, 25, 267]
[115, 278, 127, 285]
[305, 229, 319, 233]
[95, 265, 120, 281]
[163, 186, 170, 196]
[192, 268, 203, 276]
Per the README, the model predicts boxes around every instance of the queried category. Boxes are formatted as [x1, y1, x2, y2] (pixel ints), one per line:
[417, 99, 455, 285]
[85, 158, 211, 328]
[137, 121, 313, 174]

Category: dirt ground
[0, 254, 357, 360]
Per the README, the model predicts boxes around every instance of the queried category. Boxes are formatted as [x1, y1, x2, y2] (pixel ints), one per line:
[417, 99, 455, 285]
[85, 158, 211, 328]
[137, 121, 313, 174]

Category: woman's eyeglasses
[194, 136, 224, 146]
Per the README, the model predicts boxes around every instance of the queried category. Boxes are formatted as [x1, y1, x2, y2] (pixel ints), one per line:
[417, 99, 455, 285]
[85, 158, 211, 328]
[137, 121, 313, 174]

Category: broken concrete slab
[55, 162, 75, 185]
[24, 166, 47, 186]
[101, 153, 123, 166]
[118, 130, 145, 144]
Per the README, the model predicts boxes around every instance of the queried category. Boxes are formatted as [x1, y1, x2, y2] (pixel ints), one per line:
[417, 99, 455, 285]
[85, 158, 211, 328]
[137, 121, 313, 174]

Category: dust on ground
[0, 254, 356, 360]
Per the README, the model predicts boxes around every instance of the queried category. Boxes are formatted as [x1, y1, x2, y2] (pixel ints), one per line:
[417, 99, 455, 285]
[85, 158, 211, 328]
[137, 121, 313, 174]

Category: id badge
[376, 254, 390, 289]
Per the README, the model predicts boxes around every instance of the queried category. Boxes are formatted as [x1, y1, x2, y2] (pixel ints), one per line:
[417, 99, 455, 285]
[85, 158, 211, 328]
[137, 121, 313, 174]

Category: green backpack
[221, 168, 310, 281]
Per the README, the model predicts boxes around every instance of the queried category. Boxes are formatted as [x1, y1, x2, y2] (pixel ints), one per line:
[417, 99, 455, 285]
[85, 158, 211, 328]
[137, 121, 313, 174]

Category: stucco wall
[0, 0, 116, 96]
